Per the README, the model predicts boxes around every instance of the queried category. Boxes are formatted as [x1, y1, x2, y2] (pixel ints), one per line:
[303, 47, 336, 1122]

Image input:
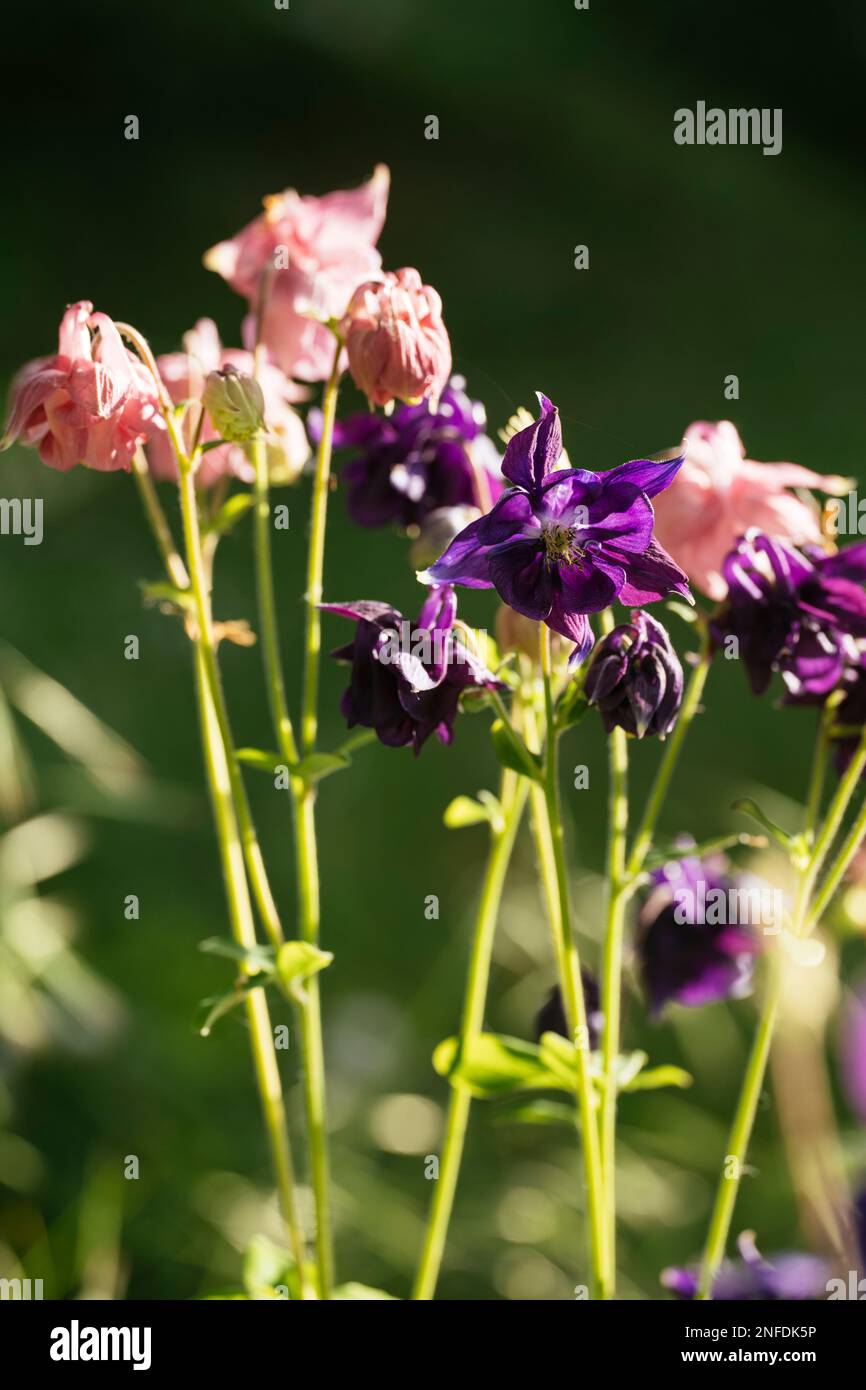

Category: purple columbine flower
[422, 394, 690, 662]
[322, 584, 498, 755]
[710, 531, 866, 701]
[662, 1232, 829, 1301]
[534, 977, 603, 1050]
[636, 847, 761, 1015]
[584, 611, 683, 738]
[313, 376, 503, 529]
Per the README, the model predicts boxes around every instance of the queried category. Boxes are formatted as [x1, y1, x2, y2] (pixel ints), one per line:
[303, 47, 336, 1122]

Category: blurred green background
[2, 0, 866, 1300]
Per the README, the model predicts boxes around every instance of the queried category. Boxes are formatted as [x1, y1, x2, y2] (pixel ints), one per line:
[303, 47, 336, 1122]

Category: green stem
[193, 643, 311, 1294]
[301, 347, 342, 755]
[807, 792, 866, 930]
[627, 627, 711, 877]
[600, 718, 628, 1294]
[539, 627, 610, 1299]
[412, 767, 528, 1300]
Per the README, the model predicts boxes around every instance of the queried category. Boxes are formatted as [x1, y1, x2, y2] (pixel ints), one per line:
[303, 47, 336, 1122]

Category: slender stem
[301, 346, 342, 754]
[193, 644, 311, 1294]
[522, 684, 568, 991]
[539, 627, 610, 1299]
[412, 767, 528, 1300]
[695, 960, 783, 1299]
[627, 627, 711, 877]
[131, 448, 189, 590]
[808, 792, 866, 930]
[600, 718, 628, 1293]
[251, 429, 300, 767]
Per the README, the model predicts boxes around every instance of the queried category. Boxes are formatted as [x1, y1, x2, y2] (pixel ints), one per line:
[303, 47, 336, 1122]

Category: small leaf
[433, 1032, 567, 1098]
[614, 1050, 649, 1089]
[198, 978, 264, 1037]
[293, 751, 350, 785]
[199, 936, 275, 974]
[644, 832, 767, 870]
[275, 941, 334, 996]
[622, 1065, 693, 1092]
[732, 798, 793, 851]
[443, 795, 489, 830]
[242, 1235, 292, 1299]
[139, 579, 194, 612]
[555, 687, 589, 733]
[205, 492, 255, 538]
[490, 719, 543, 782]
[236, 747, 285, 775]
[332, 1282, 397, 1300]
[492, 1097, 577, 1128]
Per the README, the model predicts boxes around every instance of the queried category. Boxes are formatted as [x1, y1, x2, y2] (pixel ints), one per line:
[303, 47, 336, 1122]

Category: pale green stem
[412, 766, 528, 1300]
[600, 722, 628, 1293]
[539, 626, 610, 1299]
[626, 627, 711, 878]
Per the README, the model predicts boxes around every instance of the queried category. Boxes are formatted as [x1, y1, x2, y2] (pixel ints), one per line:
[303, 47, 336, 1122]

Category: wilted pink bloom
[1, 301, 160, 472]
[204, 166, 389, 382]
[341, 268, 451, 409]
[148, 319, 309, 488]
[651, 420, 850, 600]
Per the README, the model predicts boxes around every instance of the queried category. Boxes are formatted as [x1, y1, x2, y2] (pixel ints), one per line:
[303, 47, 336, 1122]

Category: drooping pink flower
[1, 302, 160, 472]
[204, 166, 390, 382]
[147, 319, 310, 488]
[651, 420, 850, 600]
[341, 268, 451, 410]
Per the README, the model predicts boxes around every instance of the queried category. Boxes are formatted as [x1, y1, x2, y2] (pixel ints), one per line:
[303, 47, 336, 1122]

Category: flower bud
[340, 268, 451, 409]
[202, 366, 265, 442]
[584, 611, 683, 738]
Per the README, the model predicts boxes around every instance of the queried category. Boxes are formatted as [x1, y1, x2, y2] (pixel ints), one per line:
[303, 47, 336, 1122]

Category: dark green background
[2, 0, 865, 1299]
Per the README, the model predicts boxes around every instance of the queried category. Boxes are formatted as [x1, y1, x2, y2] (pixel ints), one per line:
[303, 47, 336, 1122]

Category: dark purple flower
[637, 847, 762, 1015]
[423, 394, 690, 662]
[584, 611, 683, 738]
[662, 1232, 829, 1301]
[322, 584, 498, 755]
[534, 977, 603, 1051]
[314, 376, 503, 529]
[711, 532, 866, 701]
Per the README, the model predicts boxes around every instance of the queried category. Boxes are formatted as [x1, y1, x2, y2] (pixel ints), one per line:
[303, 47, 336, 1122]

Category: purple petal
[604, 453, 684, 499]
[610, 538, 691, 604]
[320, 600, 402, 626]
[500, 393, 562, 492]
[424, 489, 536, 588]
[555, 555, 624, 615]
[488, 539, 552, 620]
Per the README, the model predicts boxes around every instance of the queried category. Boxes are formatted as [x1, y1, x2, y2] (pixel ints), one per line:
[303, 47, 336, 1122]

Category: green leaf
[205, 491, 255, 538]
[622, 1064, 693, 1092]
[236, 747, 284, 774]
[275, 941, 334, 998]
[490, 719, 543, 782]
[199, 937, 275, 974]
[332, 1282, 398, 1300]
[731, 798, 793, 851]
[555, 687, 589, 733]
[492, 1097, 576, 1128]
[139, 579, 193, 612]
[442, 791, 504, 832]
[198, 977, 265, 1037]
[644, 831, 767, 870]
[293, 751, 350, 785]
[433, 1032, 567, 1098]
[242, 1235, 292, 1299]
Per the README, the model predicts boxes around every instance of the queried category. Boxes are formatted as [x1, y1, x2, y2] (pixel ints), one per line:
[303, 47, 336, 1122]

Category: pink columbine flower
[1, 301, 160, 472]
[651, 420, 851, 600]
[147, 319, 310, 489]
[203, 166, 390, 382]
[340, 268, 452, 410]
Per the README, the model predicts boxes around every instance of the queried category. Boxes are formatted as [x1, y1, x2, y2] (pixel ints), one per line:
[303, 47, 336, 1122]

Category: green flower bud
[202, 366, 265, 442]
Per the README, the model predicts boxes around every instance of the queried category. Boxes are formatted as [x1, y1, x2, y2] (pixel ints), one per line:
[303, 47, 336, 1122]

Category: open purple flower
[314, 376, 502, 529]
[423, 394, 690, 662]
[662, 1231, 829, 1301]
[534, 977, 603, 1051]
[584, 611, 683, 738]
[322, 584, 498, 755]
[711, 532, 866, 701]
[637, 847, 762, 1015]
